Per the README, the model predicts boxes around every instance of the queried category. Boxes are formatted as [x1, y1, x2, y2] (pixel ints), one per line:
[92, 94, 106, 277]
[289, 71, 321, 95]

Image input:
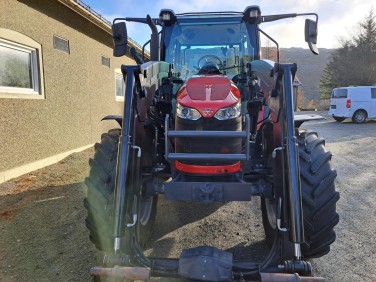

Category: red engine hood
[177, 75, 240, 118]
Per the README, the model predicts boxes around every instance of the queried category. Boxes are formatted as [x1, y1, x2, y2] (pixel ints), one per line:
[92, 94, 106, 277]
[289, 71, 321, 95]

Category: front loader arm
[113, 65, 139, 253]
[251, 59, 305, 260]
[273, 63, 304, 256]
[113, 62, 171, 253]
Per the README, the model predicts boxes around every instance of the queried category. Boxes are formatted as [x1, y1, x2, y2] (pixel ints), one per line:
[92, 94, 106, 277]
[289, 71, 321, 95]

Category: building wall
[0, 0, 134, 181]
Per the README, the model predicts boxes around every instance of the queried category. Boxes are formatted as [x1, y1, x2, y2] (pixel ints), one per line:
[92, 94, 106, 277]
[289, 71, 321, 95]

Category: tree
[320, 8, 376, 99]
[261, 39, 278, 62]
[296, 86, 305, 109]
[319, 65, 336, 100]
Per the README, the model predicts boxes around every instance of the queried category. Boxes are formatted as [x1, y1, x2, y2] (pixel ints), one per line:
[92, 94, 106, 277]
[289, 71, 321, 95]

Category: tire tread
[299, 131, 339, 259]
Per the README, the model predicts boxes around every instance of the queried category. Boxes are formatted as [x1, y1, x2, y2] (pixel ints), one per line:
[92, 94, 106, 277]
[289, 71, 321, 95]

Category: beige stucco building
[0, 0, 138, 183]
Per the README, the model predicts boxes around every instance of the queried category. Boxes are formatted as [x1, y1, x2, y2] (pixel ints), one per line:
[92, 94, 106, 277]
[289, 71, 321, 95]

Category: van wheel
[333, 116, 345, 122]
[352, 110, 367, 124]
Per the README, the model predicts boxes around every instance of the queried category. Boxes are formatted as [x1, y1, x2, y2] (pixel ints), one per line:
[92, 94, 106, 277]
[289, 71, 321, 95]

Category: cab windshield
[163, 17, 257, 81]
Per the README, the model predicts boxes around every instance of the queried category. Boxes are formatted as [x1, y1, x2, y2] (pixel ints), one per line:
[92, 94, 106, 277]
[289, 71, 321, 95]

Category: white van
[328, 86, 376, 123]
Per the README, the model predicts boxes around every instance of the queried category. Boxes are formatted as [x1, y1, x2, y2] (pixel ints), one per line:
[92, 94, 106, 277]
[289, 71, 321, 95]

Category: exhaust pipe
[147, 15, 160, 61]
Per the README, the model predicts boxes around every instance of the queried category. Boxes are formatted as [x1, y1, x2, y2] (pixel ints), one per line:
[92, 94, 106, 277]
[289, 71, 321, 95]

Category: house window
[0, 28, 44, 99]
[115, 70, 125, 101]
[0, 39, 40, 95]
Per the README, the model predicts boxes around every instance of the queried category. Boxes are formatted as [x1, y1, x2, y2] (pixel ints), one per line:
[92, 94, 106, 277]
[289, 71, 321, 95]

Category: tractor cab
[159, 9, 258, 85]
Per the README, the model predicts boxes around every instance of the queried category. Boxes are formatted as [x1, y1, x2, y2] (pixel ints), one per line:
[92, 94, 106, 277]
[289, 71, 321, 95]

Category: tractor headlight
[176, 103, 202, 120]
[214, 102, 241, 120]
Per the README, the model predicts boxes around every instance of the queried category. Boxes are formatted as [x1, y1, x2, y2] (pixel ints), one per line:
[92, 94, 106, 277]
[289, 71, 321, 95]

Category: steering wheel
[197, 55, 224, 69]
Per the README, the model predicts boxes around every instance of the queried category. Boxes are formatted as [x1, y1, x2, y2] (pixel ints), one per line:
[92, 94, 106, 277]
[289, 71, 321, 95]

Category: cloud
[84, 0, 374, 49]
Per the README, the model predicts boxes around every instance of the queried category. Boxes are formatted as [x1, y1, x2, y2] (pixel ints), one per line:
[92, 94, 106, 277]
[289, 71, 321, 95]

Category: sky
[82, 0, 374, 49]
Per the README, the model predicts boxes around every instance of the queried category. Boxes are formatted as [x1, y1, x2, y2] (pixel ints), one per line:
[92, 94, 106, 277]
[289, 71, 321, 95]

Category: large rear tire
[84, 128, 157, 251]
[262, 131, 339, 259]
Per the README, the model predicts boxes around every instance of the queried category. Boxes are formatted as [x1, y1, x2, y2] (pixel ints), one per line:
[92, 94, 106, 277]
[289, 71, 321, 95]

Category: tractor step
[260, 273, 325, 282]
[178, 246, 233, 281]
[90, 265, 150, 280]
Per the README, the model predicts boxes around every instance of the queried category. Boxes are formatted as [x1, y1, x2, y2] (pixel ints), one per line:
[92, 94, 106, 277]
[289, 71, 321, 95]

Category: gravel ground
[0, 111, 375, 281]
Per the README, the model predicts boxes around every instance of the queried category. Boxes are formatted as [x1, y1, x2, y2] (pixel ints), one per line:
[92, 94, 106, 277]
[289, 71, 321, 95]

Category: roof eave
[56, 0, 144, 54]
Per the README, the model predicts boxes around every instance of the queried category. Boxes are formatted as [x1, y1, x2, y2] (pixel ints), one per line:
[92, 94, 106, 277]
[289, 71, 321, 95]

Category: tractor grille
[175, 116, 242, 166]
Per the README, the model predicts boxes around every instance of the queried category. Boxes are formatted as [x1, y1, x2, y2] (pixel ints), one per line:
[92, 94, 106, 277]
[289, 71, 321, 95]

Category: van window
[332, 88, 348, 98]
[371, 88, 376, 99]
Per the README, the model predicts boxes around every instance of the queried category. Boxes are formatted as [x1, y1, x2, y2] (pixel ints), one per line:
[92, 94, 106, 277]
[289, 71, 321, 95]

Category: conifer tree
[320, 8, 376, 99]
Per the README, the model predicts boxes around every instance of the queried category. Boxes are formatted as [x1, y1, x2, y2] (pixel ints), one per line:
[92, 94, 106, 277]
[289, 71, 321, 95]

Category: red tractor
[85, 6, 339, 281]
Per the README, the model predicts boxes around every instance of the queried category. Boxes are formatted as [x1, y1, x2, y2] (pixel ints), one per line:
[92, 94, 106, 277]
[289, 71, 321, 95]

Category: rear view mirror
[112, 22, 128, 57]
[305, 19, 319, 55]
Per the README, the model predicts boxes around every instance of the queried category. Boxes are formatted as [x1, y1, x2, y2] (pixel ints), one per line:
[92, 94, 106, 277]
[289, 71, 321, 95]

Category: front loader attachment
[86, 7, 338, 282]
[89, 267, 326, 282]
[88, 62, 327, 282]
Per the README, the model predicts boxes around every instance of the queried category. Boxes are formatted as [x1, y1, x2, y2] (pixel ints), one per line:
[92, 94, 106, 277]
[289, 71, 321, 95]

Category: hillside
[280, 48, 334, 106]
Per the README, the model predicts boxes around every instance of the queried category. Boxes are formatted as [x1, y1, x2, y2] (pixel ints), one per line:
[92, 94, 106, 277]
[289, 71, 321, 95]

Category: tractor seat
[198, 62, 222, 75]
